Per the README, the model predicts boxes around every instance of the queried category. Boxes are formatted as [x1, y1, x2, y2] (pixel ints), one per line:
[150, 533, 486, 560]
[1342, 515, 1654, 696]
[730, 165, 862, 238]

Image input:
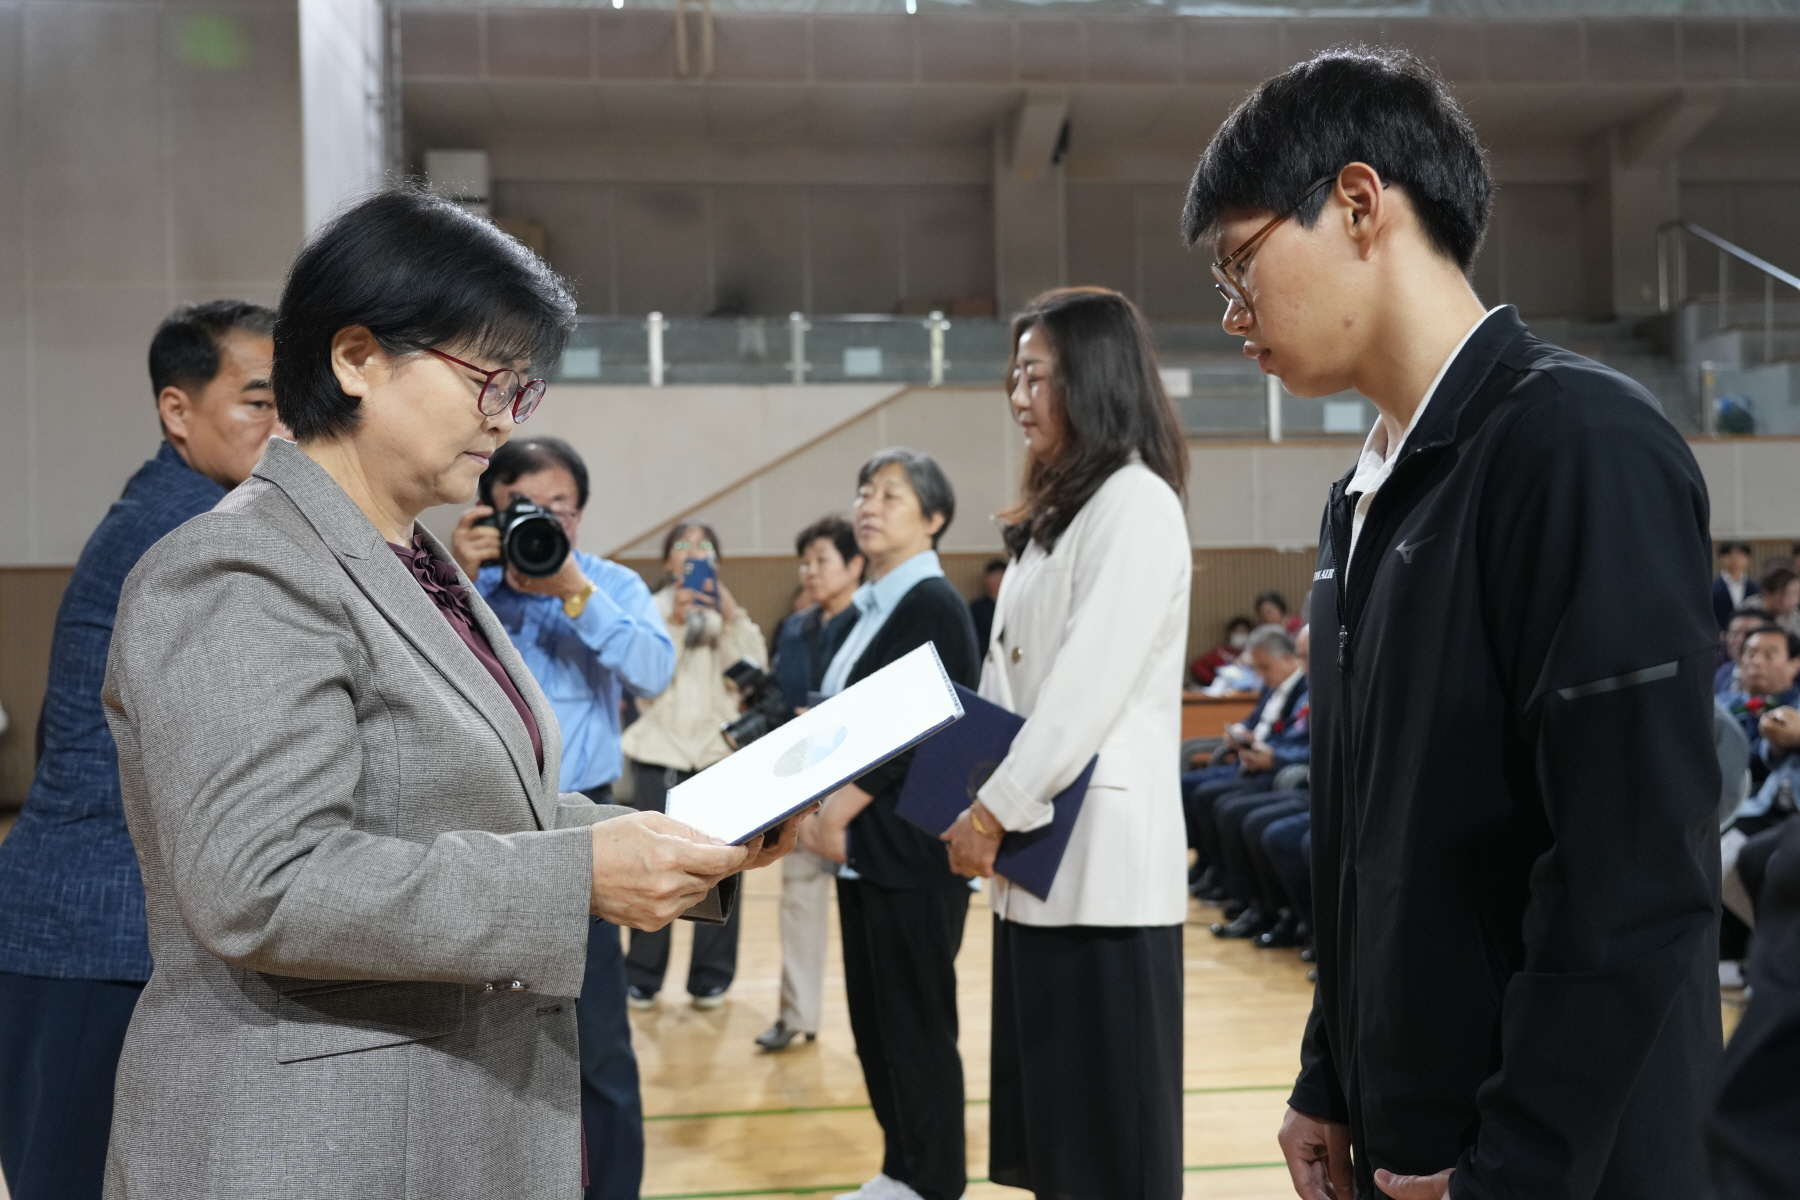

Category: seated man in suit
[1183, 624, 1308, 898]
[1723, 625, 1800, 792]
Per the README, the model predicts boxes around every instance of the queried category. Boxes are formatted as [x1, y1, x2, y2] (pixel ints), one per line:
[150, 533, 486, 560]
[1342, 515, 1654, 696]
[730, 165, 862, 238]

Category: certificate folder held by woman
[896, 683, 1095, 899]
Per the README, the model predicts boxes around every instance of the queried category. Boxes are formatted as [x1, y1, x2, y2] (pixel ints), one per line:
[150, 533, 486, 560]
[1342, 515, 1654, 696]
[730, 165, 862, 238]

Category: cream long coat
[976, 461, 1193, 928]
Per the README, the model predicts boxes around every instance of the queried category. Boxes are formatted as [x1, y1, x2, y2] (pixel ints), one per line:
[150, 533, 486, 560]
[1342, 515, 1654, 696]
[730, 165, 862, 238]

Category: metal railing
[1659, 220, 1800, 364]
[547, 313, 1384, 441]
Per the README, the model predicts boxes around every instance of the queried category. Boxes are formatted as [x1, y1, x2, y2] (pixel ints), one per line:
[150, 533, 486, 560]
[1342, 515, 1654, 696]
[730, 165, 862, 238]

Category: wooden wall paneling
[0, 568, 72, 807]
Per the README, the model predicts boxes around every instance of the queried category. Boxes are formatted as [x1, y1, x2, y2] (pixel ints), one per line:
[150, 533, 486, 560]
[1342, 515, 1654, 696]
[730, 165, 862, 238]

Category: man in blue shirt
[0, 301, 282, 1200]
[453, 436, 674, 1200]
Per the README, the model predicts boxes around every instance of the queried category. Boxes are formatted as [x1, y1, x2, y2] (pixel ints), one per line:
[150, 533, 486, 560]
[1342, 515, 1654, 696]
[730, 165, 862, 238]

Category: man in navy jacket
[0, 302, 283, 1200]
[1186, 49, 1718, 1200]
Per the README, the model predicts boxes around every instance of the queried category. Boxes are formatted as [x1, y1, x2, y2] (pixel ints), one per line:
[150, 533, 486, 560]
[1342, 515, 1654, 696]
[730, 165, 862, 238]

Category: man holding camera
[453, 437, 674, 1200]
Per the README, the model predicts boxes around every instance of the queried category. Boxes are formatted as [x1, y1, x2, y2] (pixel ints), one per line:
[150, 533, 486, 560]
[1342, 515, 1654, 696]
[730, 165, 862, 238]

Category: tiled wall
[0, 0, 306, 567]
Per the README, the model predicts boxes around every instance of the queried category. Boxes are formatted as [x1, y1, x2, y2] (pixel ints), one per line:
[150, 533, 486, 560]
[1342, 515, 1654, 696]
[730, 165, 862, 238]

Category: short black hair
[1760, 565, 1798, 596]
[1719, 541, 1754, 558]
[795, 516, 860, 566]
[273, 185, 576, 442]
[1182, 46, 1493, 270]
[1226, 614, 1255, 634]
[858, 448, 956, 549]
[1255, 590, 1289, 615]
[1746, 624, 1800, 661]
[1791, 540, 1800, 558]
[984, 558, 1008, 576]
[149, 300, 275, 398]
[480, 437, 589, 510]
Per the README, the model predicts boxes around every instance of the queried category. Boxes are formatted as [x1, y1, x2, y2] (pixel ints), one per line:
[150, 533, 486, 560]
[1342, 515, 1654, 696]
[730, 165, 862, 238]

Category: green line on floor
[645, 1084, 1288, 1124]
[641, 1162, 1287, 1200]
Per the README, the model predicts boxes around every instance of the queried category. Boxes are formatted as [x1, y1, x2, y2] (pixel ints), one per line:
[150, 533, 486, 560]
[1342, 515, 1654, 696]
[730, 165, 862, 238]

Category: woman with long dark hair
[943, 287, 1192, 1200]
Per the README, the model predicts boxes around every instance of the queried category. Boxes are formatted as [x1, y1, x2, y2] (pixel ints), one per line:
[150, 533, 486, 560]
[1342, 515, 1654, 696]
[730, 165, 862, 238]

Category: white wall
[301, 0, 386, 232]
[0, 0, 305, 566]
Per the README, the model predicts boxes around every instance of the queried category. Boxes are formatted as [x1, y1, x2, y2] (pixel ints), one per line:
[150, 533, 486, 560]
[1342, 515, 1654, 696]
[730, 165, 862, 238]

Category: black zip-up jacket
[1292, 307, 1722, 1200]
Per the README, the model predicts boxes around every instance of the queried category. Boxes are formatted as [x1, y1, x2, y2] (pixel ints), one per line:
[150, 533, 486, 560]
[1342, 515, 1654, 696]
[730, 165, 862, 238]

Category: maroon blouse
[389, 536, 543, 771]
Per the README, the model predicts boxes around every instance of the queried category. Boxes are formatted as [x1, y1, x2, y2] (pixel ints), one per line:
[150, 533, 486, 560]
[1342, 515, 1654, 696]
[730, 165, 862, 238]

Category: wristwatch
[562, 580, 598, 619]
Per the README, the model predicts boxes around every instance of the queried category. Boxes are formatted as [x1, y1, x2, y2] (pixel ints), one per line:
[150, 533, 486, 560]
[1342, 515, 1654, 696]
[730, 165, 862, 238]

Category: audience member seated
[1723, 625, 1800, 791]
[1209, 628, 1313, 943]
[1254, 590, 1303, 636]
[1190, 615, 1254, 688]
[1715, 542, 1760, 631]
[967, 557, 1005, 652]
[1719, 607, 1767, 694]
[1261, 811, 1313, 953]
[1182, 624, 1308, 897]
[1759, 565, 1800, 639]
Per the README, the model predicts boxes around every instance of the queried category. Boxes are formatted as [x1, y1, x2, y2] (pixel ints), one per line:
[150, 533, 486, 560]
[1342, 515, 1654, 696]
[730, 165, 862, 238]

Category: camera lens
[505, 512, 570, 577]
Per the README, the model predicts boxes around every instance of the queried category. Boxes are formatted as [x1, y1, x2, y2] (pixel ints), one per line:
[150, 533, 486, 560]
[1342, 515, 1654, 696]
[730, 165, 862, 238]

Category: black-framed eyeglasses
[1211, 174, 1338, 320]
[423, 347, 548, 423]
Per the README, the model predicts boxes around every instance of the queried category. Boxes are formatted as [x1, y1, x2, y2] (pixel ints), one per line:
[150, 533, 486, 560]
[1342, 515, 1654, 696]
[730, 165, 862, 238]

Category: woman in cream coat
[944, 288, 1192, 1200]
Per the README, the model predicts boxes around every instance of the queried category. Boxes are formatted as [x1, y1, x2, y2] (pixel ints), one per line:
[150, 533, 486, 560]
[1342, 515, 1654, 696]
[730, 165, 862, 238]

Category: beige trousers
[778, 847, 837, 1033]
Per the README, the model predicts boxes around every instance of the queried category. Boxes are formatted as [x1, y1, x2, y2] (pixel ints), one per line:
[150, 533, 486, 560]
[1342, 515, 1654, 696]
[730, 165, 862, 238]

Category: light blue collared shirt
[818, 549, 944, 698]
[478, 550, 675, 793]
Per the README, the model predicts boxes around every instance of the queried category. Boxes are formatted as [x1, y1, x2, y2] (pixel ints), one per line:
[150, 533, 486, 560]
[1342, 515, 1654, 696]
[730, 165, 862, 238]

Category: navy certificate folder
[896, 683, 1096, 901]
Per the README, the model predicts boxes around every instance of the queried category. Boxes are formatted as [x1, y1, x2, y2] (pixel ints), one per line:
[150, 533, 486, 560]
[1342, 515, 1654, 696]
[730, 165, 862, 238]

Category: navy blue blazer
[1714, 574, 1759, 631]
[0, 443, 226, 980]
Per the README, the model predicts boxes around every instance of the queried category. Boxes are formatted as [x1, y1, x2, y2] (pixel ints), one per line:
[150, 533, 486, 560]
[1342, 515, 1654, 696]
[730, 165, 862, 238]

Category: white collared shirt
[1253, 666, 1305, 743]
[817, 549, 944, 697]
[1344, 306, 1506, 577]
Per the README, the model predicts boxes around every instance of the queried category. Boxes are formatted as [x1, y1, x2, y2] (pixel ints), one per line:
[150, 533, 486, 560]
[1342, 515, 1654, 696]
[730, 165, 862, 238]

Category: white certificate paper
[666, 642, 964, 845]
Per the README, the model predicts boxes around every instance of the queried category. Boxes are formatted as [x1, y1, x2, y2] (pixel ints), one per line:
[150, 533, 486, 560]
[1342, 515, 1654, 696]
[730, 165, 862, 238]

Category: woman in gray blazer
[100, 187, 797, 1199]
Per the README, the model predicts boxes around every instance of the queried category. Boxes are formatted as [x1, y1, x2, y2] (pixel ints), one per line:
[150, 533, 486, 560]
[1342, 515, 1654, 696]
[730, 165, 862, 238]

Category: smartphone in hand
[682, 557, 720, 609]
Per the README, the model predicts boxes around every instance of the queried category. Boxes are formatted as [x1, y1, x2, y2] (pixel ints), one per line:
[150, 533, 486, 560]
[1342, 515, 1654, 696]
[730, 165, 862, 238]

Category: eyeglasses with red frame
[1211, 174, 1338, 321]
[423, 347, 548, 423]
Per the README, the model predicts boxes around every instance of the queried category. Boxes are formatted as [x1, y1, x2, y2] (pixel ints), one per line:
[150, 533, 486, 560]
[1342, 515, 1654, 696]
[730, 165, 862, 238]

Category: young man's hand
[1375, 1168, 1454, 1199]
[1278, 1107, 1353, 1200]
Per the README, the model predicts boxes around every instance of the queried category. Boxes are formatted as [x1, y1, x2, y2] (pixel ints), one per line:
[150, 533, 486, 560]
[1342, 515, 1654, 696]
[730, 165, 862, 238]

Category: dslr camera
[478, 499, 571, 578]
[721, 659, 795, 750]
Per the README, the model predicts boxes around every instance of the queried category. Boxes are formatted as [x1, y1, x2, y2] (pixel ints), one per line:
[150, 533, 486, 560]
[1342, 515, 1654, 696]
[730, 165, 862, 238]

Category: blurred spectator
[1255, 590, 1303, 635]
[1191, 615, 1255, 687]
[968, 558, 1006, 652]
[619, 521, 766, 1010]
[1182, 625, 1308, 898]
[1208, 627, 1313, 943]
[1715, 542, 1760, 631]
[454, 437, 675, 1200]
[1724, 626, 1800, 792]
[1759, 566, 1800, 638]
[757, 516, 864, 1053]
[1720, 608, 1768, 693]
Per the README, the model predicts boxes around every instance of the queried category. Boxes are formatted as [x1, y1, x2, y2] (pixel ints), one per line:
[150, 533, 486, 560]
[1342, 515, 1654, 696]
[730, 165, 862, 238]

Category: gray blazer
[102, 438, 647, 1198]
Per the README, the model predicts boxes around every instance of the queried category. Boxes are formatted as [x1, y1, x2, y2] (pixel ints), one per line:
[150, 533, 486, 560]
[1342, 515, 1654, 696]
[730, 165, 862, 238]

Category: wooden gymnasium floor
[0, 811, 1741, 1200]
[629, 866, 1312, 1200]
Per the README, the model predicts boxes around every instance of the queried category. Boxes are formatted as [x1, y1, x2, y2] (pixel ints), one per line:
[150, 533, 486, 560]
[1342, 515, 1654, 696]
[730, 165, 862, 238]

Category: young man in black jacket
[1183, 49, 1720, 1200]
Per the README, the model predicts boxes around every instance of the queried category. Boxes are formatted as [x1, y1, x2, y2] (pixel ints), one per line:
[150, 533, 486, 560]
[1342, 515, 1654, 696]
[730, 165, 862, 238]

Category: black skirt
[989, 917, 1184, 1200]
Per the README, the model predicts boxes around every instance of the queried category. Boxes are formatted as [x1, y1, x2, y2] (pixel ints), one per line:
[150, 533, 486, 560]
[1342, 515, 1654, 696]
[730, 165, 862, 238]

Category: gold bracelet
[562, 580, 598, 619]
[969, 805, 995, 837]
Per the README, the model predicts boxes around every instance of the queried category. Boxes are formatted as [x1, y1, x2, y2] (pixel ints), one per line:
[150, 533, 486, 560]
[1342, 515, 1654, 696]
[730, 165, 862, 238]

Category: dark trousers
[624, 762, 741, 996]
[1223, 791, 1309, 913]
[838, 879, 969, 1200]
[1183, 768, 1274, 874]
[0, 971, 145, 1200]
[577, 783, 645, 1200]
[1262, 814, 1313, 925]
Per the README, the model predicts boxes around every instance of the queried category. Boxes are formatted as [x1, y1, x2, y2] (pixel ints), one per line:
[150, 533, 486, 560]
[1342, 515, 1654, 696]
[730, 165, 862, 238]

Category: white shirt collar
[1347, 305, 1506, 500]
